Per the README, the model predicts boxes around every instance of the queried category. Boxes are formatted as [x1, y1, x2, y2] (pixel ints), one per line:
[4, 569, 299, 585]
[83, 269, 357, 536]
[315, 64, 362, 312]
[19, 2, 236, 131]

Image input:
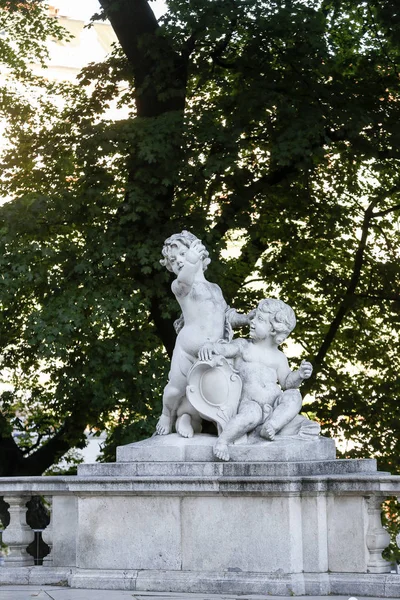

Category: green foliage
[0, 1, 67, 74]
[0, 0, 399, 473]
[382, 498, 400, 564]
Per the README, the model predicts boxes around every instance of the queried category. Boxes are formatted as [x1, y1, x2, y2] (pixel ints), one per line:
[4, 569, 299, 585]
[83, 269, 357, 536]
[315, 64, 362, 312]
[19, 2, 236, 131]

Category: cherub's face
[249, 308, 272, 341]
[167, 241, 188, 275]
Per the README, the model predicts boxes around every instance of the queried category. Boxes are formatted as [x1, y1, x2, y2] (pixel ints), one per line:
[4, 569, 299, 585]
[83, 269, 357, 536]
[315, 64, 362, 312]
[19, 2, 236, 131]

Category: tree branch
[372, 203, 400, 218]
[14, 413, 89, 476]
[98, 0, 187, 116]
[0, 412, 26, 477]
[98, 0, 158, 72]
[212, 164, 295, 242]
[302, 198, 380, 393]
[355, 292, 400, 303]
[209, 17, 238, 69]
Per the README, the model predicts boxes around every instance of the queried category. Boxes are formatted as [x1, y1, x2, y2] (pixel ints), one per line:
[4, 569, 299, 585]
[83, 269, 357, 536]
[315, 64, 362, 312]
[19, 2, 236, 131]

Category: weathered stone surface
[0, 566, 70, 586]
[136, 570, 308, 596]
[77, 496, 181, 571]
[78, 457, 377, 478]
[52, 496, 77, 568]
[69, 569, 138, 591]
[67, 569, 400, 597]
[301, 495, 329, 573]
[116, 433, 336, 463]
[327, 496, 369, 573]
[69, 568, 308, 595]
[329, 572, 393, 597]
[62, 474, 400, 497]
[181, 495, 303, 573]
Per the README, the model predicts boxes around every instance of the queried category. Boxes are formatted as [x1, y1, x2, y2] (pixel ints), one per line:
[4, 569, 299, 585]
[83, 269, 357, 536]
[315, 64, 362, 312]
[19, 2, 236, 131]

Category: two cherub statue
[156, 230, 320, 461]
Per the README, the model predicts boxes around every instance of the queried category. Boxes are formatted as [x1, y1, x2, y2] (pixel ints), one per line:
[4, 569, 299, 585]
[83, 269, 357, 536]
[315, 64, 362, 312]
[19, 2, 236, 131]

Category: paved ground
[0, 588, 397, 600]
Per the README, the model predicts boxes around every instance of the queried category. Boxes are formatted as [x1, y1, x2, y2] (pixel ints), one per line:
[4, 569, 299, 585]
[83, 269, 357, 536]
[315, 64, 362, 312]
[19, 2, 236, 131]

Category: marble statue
[198, 298, 316, 460]
[155, 232, 319, 459]
[156, 231, 251, 439]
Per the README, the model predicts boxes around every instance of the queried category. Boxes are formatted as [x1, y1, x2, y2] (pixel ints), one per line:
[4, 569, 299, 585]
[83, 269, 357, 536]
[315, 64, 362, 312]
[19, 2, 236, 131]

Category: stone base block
[115, 433, 336, 463]
[78, 457, 378, 478]
[68, 569, 400, 597]
[330, 572, 400, 597]
[0, 566, 70, 586]
[69, 568, 307, 595]
[2, 567, 400, 597]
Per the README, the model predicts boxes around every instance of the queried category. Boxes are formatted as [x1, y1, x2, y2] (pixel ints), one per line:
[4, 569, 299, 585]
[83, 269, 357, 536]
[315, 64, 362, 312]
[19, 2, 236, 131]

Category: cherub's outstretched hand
[299, 360, 313, 379]
[198, 342, 215, 361]
[186, 239, 206, 264]
[247, 308, 256, 322]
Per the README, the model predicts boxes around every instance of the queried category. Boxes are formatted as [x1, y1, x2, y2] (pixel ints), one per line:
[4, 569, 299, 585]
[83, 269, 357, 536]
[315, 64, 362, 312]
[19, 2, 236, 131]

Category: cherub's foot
[214, 440, 230, 461]
[156, 414, 172, 435]
[176, 413, 194, 438]
[260, 421, 276, 441]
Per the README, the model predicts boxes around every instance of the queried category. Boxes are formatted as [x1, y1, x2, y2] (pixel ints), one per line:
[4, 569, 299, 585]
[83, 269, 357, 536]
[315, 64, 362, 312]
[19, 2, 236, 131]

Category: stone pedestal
[115, 432, 336, 463]
[58, 433, 400, 596]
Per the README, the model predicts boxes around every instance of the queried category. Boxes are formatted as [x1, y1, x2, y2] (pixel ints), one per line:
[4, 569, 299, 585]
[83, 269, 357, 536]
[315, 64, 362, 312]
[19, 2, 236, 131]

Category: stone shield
[186, 356, 242, 433]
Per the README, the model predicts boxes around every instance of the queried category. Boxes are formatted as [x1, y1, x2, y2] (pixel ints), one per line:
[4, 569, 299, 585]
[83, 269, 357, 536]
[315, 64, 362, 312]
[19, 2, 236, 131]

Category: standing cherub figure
[156, 231, 250, 438]
[198, 298, 313, 461]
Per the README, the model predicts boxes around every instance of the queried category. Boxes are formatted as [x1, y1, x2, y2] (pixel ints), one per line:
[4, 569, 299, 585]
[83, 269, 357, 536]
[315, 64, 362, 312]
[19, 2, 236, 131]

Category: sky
[52, 0, 167, 21]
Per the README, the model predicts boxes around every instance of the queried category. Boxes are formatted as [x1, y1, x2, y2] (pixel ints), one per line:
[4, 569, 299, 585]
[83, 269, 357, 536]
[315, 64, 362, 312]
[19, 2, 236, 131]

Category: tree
[0, 0, 399, 475]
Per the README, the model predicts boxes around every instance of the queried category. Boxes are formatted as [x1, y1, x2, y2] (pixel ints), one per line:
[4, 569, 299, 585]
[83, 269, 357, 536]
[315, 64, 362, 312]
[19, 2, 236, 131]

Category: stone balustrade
[0, 477, 69, 573]
[0, 480, 399, 572]
[0, 465, 400, 596]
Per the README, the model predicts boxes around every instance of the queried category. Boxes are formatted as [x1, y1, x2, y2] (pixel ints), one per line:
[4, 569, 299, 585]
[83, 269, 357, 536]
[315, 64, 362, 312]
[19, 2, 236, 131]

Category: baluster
[41, 495, 53, 565]
[396, 527, 400, 573]
[395, 496, 400, 571]
[2, 496, 34, 567]
[366, 495, 391, 573]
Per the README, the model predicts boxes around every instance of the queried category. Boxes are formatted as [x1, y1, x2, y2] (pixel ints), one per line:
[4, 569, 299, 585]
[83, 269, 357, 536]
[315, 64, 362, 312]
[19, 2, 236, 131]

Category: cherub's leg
[156, 383, 185, 435]
[156, 348, 194, 435]
[176, 397, 202, 438]
[214, 400, 263, 461]
[156, 374, 187, 436]
[176, 413, 202, 438]
[260, 389, 302, 440]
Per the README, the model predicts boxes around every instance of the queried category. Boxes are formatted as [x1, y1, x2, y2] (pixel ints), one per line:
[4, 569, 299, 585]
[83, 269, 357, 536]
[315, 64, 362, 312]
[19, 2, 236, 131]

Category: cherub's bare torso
[175, 281, 226, 355]
[233, 339, 288, 396]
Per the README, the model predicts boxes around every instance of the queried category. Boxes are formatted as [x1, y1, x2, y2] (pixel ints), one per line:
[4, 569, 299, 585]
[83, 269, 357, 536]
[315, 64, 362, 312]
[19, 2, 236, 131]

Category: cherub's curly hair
[160, 230, 211, 272]
[258, 298, 296, 345]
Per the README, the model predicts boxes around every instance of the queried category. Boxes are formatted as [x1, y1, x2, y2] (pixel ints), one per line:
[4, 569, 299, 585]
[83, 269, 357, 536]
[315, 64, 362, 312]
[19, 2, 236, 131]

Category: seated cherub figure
[156, 231, 251, 439]
[198, 298, 313, 461]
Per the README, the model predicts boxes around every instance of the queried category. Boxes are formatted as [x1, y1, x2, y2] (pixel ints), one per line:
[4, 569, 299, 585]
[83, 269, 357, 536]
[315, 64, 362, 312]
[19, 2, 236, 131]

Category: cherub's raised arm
[172, 240, 206, 296]
[198, 340, 240, 361]
[225, 307, 255, 328]
[282, 360, 313, 390]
